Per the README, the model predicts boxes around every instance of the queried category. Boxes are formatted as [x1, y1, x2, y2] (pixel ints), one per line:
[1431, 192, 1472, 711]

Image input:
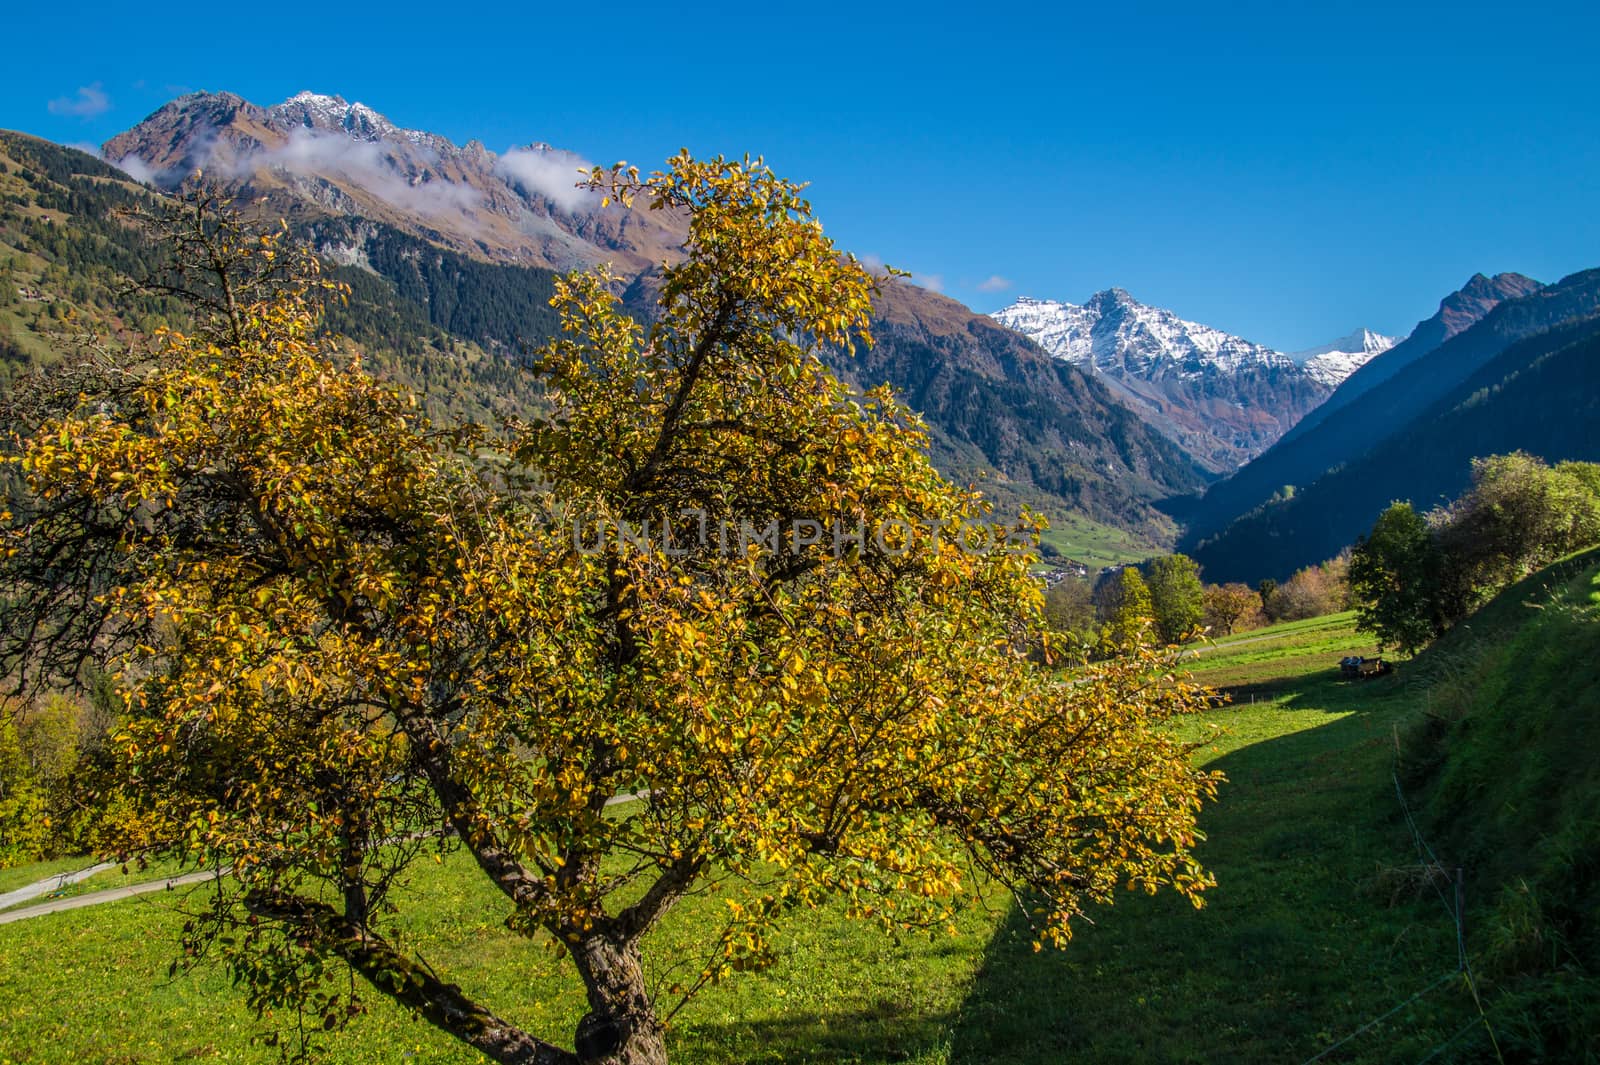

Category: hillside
[1402, 548, 1600, 1059]
[3, 125, 1196, 553]
[1182, 268, 1600, 565]
[1190, 316, 1600, 581]
[1284, 271, 1542, 443]
[1181, 271, 1550, 545]
[0, 130, 553, 425]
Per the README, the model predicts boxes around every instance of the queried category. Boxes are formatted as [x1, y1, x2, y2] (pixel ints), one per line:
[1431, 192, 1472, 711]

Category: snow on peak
[1290, 328, 1398, 387]
[991, 289, 1295, 379]
[269, 92, 402, 142]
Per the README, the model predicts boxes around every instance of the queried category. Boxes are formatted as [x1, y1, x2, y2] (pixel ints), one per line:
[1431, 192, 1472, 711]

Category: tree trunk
[569, 933, 668, 1065]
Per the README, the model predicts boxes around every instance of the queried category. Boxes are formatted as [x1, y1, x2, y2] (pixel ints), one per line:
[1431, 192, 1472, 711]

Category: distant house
[1036, 559, 1091, 588]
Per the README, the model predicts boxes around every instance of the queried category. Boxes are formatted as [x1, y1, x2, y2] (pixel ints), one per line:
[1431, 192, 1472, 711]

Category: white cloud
[112, 154, 155, 183]
[254, 129, 485, 221]
[494, 146, 598, 214]
[976, 274, 1014, 293]
[908, 273, 945, 294]
[48, 83, 111, 119]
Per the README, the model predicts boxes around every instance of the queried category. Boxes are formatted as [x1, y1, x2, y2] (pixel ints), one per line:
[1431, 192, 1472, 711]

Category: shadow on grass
[673, 1002, 955, 1064]
[1216, 662, 1408, 708]
[947, 689, 1474, 1064]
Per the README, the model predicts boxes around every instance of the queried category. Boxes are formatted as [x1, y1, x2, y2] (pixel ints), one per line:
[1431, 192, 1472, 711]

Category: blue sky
[3, 1, 1597, 350]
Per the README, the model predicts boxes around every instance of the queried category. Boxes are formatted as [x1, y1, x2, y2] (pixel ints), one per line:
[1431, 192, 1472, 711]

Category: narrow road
[0, 869, 225, 925]
[0, 861, 116, 912]
[0, 793, 653, 925]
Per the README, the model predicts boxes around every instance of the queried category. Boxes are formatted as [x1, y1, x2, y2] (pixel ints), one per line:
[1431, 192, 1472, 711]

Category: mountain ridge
[1183, 267, 1600, 579]
[991, 289, 1334, 472]
[11, 104, 1213, 547]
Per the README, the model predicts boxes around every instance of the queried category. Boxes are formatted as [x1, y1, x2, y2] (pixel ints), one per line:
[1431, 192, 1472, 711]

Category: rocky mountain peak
[991, 291, 1326, 471]
[99, 89, 688, 275]
[1433, 271, 1543, 342]
[1289, 328, 1399, 387]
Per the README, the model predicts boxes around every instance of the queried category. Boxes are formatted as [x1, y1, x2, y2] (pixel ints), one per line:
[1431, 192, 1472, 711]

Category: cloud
[256, 129, 485, 221]
[113, 155, 156, 184]
[494, 146, 599, 214]
[976, 274, 1014, 293]
[908, 273, 945, 294]
[48, 83, 111, 119]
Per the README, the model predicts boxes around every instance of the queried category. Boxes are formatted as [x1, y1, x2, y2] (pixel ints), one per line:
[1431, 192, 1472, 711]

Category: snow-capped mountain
[992, 290, 1332, 471]
[1290, 328, 1398, 388]
[994, 291, 1296, 377]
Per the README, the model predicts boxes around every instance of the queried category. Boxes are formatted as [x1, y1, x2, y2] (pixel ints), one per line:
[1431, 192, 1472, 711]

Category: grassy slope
[12, 586, 1593, 1062]
[1400, 547, 1600, 1060]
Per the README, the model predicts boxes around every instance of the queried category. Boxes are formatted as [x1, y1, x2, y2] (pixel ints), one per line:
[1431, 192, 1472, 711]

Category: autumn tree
[1273, 557, 1349, 622]
[1102, 567, 1157, 650]
[1202, 582, 1261, 636]
[0, 162, 1220, 1065]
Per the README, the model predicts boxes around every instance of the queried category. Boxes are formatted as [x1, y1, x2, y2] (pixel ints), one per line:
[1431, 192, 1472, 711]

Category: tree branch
[245, 888, 578, 1065]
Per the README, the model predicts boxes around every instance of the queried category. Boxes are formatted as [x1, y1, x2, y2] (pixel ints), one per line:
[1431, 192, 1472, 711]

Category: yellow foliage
[3, 159, 1220, 1055]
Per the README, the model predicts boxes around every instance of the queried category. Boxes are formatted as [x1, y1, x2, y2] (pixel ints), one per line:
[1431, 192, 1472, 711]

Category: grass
[1183, 610, 1384, 697]
[0, 856, 95, 897]
[0, 844, 1001, 1064]
[1035, 512, 1157, 570]
[0, 605, 1517, 1063]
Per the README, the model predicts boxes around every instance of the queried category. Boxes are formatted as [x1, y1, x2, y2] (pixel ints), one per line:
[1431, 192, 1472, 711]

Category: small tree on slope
[0, 159, 1220, 1065]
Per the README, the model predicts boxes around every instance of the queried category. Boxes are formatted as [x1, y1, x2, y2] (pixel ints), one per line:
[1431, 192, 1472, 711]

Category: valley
[0, 50, 1597, 1065]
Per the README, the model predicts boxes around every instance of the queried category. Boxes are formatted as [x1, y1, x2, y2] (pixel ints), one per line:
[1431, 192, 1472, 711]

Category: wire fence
[1292, 728, 1504, 1065]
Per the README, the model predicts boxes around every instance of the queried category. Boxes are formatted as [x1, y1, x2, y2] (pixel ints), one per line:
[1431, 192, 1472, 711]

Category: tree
[1256, 578, 1284, 623]
[1041, 577, 1096, 641]
[1433, 452, 1600, 609]
[1349, 502, 1442, 654]
[1202, 583, 1260, 636]
[1, 163, 1220, 1065]
[1144, 554, 1205, 644]
[1274, 559, 1347, 622]
[1103, 567, 1157, 650]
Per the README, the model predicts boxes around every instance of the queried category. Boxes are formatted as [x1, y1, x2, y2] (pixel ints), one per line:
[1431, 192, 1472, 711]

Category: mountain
[1181, 270, 1573, 549]
[847, 283, 1208, 535]
[991, 291, 1331, 472]
[11, 92, 1216, 550]
[1288, 328, 1398, 388]
[0, 129, 557, 424]
[1279, 272, 1541, 446]
[1184, 269, 1600, 581]
[101, 90, 686, 276]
